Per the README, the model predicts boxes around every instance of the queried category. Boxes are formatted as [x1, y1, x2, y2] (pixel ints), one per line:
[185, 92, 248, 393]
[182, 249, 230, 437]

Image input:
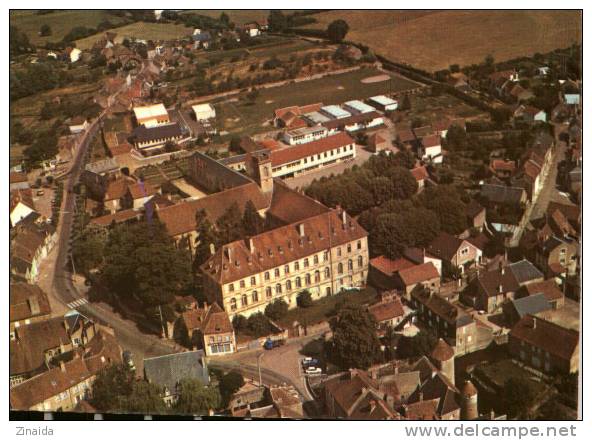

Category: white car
[305, 367, 322, 375]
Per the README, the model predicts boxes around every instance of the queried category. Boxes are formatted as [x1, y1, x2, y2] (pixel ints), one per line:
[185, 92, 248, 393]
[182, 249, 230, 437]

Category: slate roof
[266, 181, 330, 226]
[427, 232, 465, 262]
[506, 293, 552, 320]
[85, 157, 119, 175]
[507, 259, 544, 285]
[132, 122, 182, 143]
[480, 184, 525, 205]
[144, 350, 209, 394]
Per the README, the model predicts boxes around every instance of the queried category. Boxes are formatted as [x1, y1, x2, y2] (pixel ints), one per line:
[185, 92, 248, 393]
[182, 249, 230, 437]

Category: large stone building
[201, 207, 369, 318]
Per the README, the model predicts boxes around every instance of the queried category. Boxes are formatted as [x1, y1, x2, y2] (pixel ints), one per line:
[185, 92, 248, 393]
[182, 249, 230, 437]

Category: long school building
[201, 208, 369, 319]
[269, 132, 356, 179]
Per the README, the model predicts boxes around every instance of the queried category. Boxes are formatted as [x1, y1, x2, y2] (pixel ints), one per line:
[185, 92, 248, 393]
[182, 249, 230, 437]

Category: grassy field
[10, 10, 127, 45]
[277, 287, 379, 328]
[75, 22, 192, 50]
[214, 67, 421, 137]
[305, 10, 582, 72]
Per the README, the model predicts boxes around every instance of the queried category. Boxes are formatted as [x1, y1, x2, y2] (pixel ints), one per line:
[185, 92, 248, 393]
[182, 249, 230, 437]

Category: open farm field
[305, 10, 582, 71]
[10, 10, 127, 45]
[75, 22, 192, 49]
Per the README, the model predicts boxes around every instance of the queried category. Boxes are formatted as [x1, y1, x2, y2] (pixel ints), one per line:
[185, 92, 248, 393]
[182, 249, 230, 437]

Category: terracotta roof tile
[510, 315, 579, 361]
[398, 262, 440, 286]
[10, 283, 51, 323]
[370, 255, 416, 275]
[270, 132, 355, 167]
[368, 298, 404, 323]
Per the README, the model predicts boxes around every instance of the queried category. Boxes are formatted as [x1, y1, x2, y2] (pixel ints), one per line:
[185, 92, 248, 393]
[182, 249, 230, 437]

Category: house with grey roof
[502, 293, 552, 326]
[143, 350, 209, 406]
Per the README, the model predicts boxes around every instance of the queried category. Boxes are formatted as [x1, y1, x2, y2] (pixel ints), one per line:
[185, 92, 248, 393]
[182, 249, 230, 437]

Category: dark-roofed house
[470, 260, 542, 313]
[82, 157, 121, 200]
[465, 200, 486, 232]
[132, 122, 184, 154]
[509, 315, 579, 374]
[519, 279, 565, 310]
[10, 283, 51, 331]
[502, 293, 552, 326]
[143, 350, 210, 406]
[480, 183, 527, 207]
[534, 235, 579, 278]
[428, 232, 482, 275]
[122, 181, 159, 210]
[410, 290, 482, 354]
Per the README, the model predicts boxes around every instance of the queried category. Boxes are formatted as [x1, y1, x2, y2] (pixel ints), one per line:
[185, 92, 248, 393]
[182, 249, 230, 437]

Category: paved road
[45, 65, 179, 365]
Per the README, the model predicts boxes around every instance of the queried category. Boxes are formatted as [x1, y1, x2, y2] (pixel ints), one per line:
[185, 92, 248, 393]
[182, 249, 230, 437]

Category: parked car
[36, 190, 45, 196]
[302, 357, 319, 367]
[123, 350, 136, 371]
[305, 367, 322, 376]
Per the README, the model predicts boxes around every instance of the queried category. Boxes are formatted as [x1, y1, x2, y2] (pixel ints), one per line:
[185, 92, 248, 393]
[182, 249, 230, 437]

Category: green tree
[242, 200, 264, 237]
[445, 125, 467, 151]
[330, 304, 382, 369]
[420, 185, 467, 235]
[121, 381, 167, 414]
[327, 20, 349, 43]
[219, 371, 245, 404]
[400, 94, 411, 111]
[215, 202, 244, 244]
[247, 312, 273, 337]
[90, 364, 135, 411]
[265, 298, 289, 321]
[396, 329, 436, 359]
[503, 378, 537, 418]
[72, 225, 106, 275]
[175, 378, 221, 415]
[39, 24, 52, 36]
[297, 290, 313, 308]
[194, 209, 218, 267]
[388, 166, 418, 199]
[268, 10, 287, 32]
[100, 221, 192, 309]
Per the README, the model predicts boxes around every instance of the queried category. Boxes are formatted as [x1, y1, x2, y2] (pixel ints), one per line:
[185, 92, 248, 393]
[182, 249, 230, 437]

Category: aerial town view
[9, 9, 582, 424]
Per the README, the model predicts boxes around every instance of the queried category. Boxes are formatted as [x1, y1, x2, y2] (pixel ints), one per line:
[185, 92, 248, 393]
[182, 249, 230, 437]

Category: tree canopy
[330, 304, 382, 369]
[175, 378, 222, 415]
[327, 20, 349, 43]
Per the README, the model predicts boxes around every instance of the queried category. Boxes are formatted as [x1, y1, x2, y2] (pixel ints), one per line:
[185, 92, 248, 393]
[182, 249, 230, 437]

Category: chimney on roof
[369, 399, 376, 413]
[341, 209, 347, 225]
[59, 361, 66, 372]
[532, 317, 537, 329]
[298, 223, 305, 237]
[225, 247, 232, 261]
[248, 237, 255, 254]
[419, 392, 423, 402]
[209, 243, 215, 255]
[498, 284, 503, 294]
[28, 296, 40, 315]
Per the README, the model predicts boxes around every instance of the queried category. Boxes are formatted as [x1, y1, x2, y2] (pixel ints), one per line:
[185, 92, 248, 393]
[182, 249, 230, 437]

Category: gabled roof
[507, 259, 544, 285]
[510, 315, 579, 361]
[270, 132, 355, 167]
[144, 351, 209, 394]
[480, 184, 526, 205]
[506, 293, 551, 320]
[10, 283, 51, 323]
[128, 181, 158, 200]
[410, 166, 429, 182]
[201, 209, 367, 285]
[104, 178, 131, 201]
[476, 267, 520, 297]
[368, 298, 405, 323]
[157, 182, 271, 237]
[524, 279, 564, 302]
[398, 262, 440, 286]
[412, 291, 473, 327]
[202, 303, 233, 335]
[369, 255, 416, 276]
[427, 232, 467, 262]
[10, 189, 36, 213]
[266, 182, 330, 226]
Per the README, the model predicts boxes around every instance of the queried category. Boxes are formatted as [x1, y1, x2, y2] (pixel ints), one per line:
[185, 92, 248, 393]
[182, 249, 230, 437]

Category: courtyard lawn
[277, 287, 379, 328]
[215, 67, 421, 137]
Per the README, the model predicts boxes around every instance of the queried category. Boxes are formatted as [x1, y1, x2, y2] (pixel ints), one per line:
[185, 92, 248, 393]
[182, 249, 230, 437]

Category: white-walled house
[420, 134, 443, 164]
[69, 48, 82, 63]
[192, 103, 216, 121]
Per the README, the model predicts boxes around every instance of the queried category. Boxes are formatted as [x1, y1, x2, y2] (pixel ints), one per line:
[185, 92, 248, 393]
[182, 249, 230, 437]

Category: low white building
[69, 117, 89, 134]
[133, 104, 170, 128]
[320, 105, 351, 120]
[192, 103, 216, 121]
[368, 95, 398, 112]
[69, 48, 82, 63]
[420, 134, 443, 164]
[343, 100, 377, 115]
[282, 125, 328, 146]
